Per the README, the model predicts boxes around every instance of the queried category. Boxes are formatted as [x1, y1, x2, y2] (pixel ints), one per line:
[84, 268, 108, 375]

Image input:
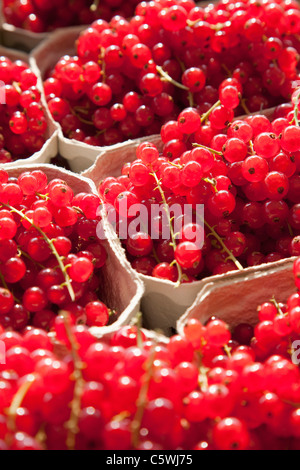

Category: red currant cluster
[0, 257, 298, 450]
[98, 85, 300, 283]
[0, 168, 113, 331]
[43, 0, 300, 148]
[2, 0, 140, 33]
[0, 56, 49, 163]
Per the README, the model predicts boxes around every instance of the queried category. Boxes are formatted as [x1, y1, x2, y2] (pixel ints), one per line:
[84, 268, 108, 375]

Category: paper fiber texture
[0, 45, 58, 169]
[5, 163, 144, 339]
[177, 257, 296, 335]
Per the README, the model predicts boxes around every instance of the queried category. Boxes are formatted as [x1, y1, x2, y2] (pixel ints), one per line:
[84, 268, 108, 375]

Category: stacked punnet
[1, 0, 141, 33]
[98, 92, 300, 284]
[38, 0, 300, 148]
[0, 0, 299, 452]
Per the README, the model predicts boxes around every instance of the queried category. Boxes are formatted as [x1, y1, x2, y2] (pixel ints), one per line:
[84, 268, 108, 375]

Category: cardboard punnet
[176, 256, 297, 334]
[0, 45, 58, 168]
[29, 26, 163, 172]
[4, 163, 145, 339]
[81, 107, 298, 336]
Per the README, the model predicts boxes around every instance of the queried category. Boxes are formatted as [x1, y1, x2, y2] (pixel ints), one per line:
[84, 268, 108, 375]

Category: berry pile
[0, 257, 299, 450]
[0, 56, 49, 163]
[98, 85, 300, 283]
[43, 0, 300, 147]
[0, 168, 114, 331]
[2, 0, 140, 33]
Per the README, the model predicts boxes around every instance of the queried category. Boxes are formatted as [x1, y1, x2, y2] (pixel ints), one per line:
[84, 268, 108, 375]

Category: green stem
[131, 344, 157, 448]
[202, 177, 218, 193]
[200, 217, 244, 271]
[2, 204, 75, 302]
[192, 142, 223, 156]
[150, 171, 183, 286]
[18, 248, 46, 270]
[200, 100, 221, 124]
[221, 63, 232, 77]
[0, 270, 8, 290]
[175, 56, 194, 107]
[61, 310, 86, 451]
[240, 98, 250, 115]
[152, 245, 161, 265]
[270, 296, 285, 316]
[36, 192, 49, 201]
[0, 270, 20, 303]
[99, 48, 106, 83]
[156, 65, 189, 91]
[6, 374, 37, 439]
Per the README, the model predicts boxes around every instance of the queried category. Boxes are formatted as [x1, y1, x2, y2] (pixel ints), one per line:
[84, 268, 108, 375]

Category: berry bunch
[98, 85, 300, 283]
[0, 56, 49, 163]
[0, 258, 299, 450]
[2, 0, 140, 33]
[0, 168, 113, 330]
[43, 0, 300, 147]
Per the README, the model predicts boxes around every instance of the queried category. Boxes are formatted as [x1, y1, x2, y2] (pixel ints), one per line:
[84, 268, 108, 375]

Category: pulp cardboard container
[29, 26, 162, 173]
[81, 106, 296, 337]
[1, 22, 49, 52]
[0, 45, 58, 168]
[5, 163, 145, 339]
[28, 21, 281, 173]
[29, 26, 165, 172]
[29, 26, 108, 172]
[176, 257, 297, 334]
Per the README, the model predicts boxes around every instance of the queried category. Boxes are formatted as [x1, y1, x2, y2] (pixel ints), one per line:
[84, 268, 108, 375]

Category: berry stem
[0, 270, 20, 303]
[99, 48, 106, 83]
[0, 270, 9, 290]
[131, 344, 156, 448]
[224, 344, 232, 358]
[287, 222, 294, 237]
[73, 106, 90, 115]
[17, 248, 46, 270]
[6, 374, 37, 435]
[71, 107, 94, 127]
[90, 0, 99, 12]
[152, 245, 161, 265]
[249, 140, 255, 155]
[2, 204, 75, 302]
[12, 81, 22, 94]
[270, 296, 285, 316]
[196, 351, 209, 392]
[200, 217, 244, 271]
[175, 55, 194, 107]
[200, 100, 221, 124]
[36, 192, 49, 201]
[202, 177, 218, 192]
[240, 98, 250, 115]
[156, 65, 189, 91]
[187, 18, 225, 30]
[221, 63, 232, 77]
[192, 142, 223, 156]
[150, 170, 183, 285]
[60, 310, 86, 451]
[131, 312, 144, 349]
